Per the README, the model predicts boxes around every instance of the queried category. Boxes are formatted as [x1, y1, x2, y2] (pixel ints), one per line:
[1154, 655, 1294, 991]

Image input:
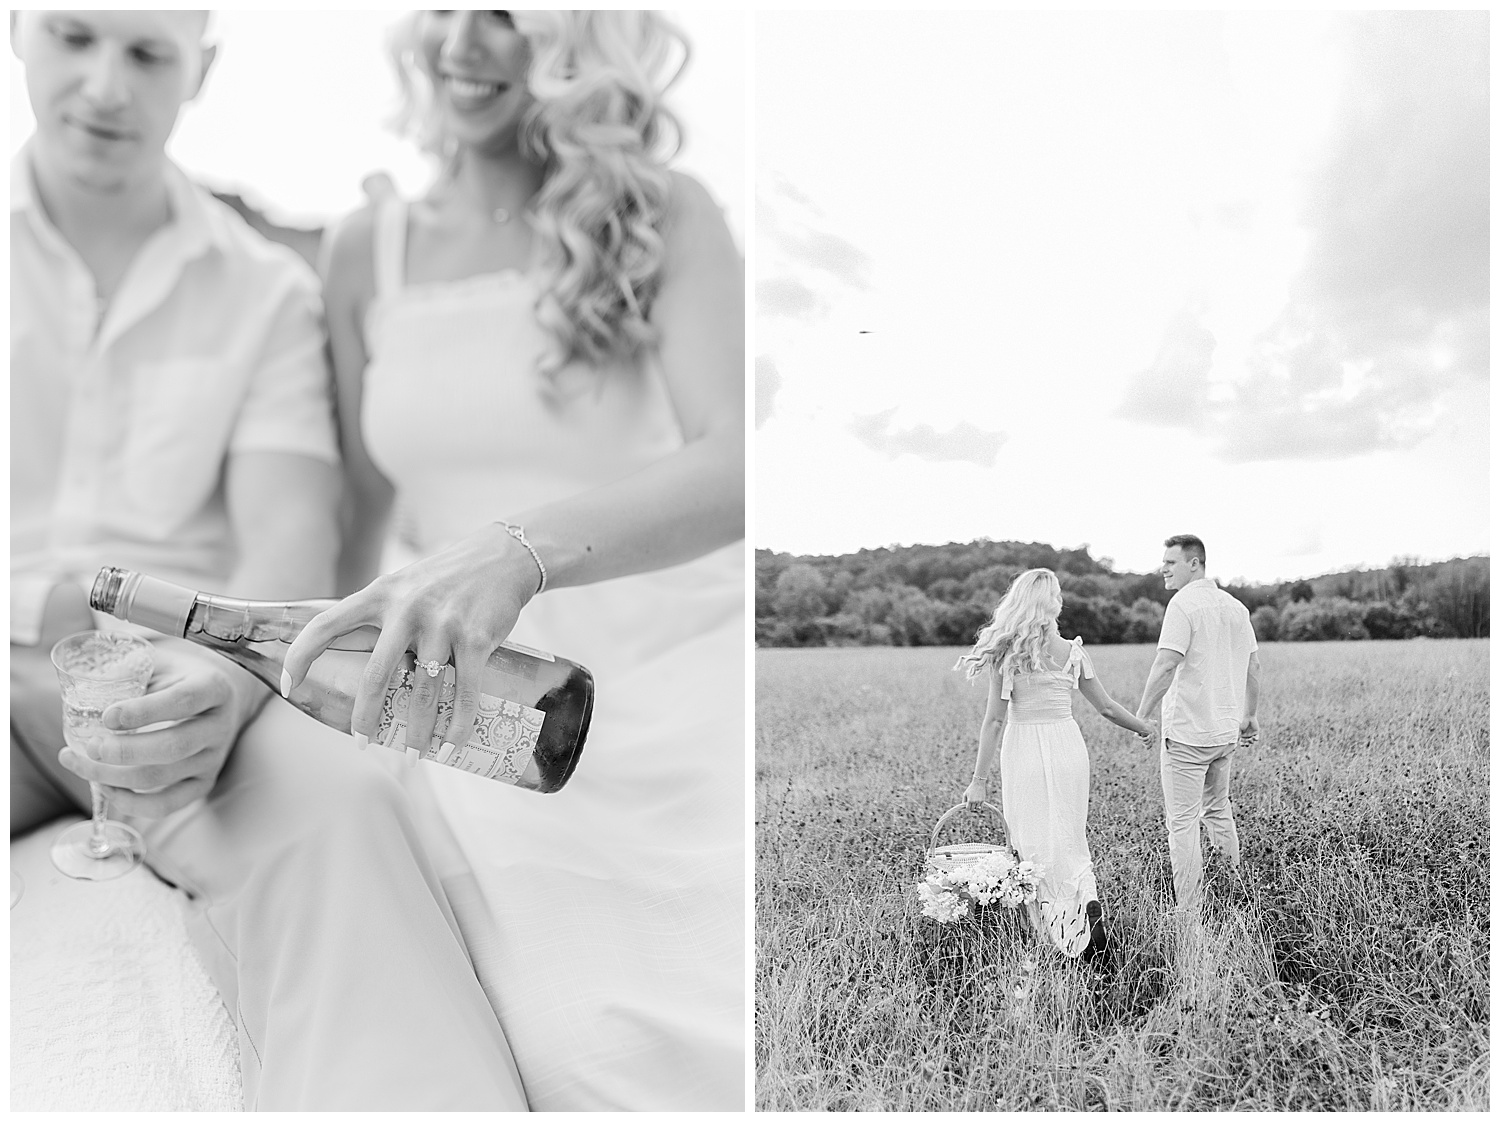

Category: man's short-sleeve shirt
[1158, 577, 1259, 746]
[11, 148, 339, 642]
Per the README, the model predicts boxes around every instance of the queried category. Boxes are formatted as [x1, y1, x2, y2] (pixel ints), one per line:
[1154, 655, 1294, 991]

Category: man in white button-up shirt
[1136, 534, 1262, 911]
[10, 12, 527, 1109]
[10, 8, 340, 824]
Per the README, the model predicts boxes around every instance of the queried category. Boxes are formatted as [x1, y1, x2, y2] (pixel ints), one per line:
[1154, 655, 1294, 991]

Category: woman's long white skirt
[413, 547, 745, 1111]
[1000, 717, 1098, 957]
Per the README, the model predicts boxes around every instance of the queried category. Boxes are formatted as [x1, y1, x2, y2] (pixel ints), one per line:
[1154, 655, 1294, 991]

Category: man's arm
[219, 448, 341, 715]
[1136, 647, 1185, 721]
[62, 452, 340, 817]
[216, 447, 340, 727]
[224, 449, 341, 600]
[1240, 650, 1261, 744]
[62, 451, 341, 817]
[185, 448, 341, 726]
[1139, 595, 1190, 724]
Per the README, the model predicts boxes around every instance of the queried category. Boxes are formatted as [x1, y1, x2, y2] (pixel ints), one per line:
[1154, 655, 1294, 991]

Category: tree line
[755, 540, 1489, 647]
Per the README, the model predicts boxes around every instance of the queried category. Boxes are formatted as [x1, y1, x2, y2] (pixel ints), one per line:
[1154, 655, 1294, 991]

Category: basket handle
[927, 800, 1009, 854]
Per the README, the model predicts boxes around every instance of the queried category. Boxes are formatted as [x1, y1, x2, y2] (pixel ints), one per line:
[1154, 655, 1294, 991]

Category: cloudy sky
[9, 11, 744, 238]
[756, 11, 1487, 584]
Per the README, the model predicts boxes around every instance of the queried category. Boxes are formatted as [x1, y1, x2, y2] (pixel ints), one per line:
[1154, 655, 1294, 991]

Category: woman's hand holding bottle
[282, 522, 544, 762]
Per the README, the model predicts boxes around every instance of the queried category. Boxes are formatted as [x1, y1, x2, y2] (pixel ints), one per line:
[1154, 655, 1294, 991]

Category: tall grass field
[756, 640, 1488, 1111]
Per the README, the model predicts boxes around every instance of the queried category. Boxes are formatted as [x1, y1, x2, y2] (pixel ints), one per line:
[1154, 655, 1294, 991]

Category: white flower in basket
[918, 802, 1042, 923]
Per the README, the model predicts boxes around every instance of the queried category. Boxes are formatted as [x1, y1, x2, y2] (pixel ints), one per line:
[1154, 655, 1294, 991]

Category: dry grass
[755, 640, 1489, 1111]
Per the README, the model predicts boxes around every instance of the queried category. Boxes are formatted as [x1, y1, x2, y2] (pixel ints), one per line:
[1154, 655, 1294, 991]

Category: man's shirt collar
[12, 141, 227, 260]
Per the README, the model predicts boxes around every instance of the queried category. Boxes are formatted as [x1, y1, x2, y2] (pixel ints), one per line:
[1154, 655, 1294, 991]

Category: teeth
[446, 77, 504, 98]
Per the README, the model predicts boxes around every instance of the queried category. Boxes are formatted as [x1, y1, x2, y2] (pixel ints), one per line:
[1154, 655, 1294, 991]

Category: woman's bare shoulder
[321, 203, 381, 309]
[1047, 635, 1077, 663]
[663, 171, 735, 246]
[665, 169, 715, 211]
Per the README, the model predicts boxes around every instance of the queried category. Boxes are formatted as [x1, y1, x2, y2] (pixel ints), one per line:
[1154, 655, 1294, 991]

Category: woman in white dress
[956, 569, 1155, 963]
[284, 11, 743, 1110]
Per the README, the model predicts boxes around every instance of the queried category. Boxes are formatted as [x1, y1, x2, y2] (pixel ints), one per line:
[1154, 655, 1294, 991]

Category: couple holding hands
[958, 535, 1262, 964]
[12, 9, 742, 1112]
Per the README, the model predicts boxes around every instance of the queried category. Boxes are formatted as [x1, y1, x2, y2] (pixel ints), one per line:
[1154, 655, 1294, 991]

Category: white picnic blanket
[9, 819, 242, 1111]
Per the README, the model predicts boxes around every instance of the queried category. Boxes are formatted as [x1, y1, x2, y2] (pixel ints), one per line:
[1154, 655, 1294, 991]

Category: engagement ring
[419, 659, 444, 678]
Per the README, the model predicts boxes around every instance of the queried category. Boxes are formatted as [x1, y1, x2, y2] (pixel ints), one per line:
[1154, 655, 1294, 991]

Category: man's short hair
[1164, 534, 1206, 567]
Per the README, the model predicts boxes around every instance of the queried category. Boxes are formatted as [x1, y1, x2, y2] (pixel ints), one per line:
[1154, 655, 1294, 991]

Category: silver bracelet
[497, 521, 547, 595]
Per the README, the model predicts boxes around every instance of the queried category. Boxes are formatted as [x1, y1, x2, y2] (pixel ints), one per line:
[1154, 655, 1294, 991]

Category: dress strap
[1066, 637, 1095, 685]
[371, 198, 409, 298]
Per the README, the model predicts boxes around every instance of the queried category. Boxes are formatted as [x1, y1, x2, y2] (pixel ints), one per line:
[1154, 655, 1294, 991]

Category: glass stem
[87, 782, 112, 858]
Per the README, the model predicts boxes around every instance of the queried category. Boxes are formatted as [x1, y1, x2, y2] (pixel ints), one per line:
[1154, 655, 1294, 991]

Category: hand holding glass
[49, 631, 155, 880]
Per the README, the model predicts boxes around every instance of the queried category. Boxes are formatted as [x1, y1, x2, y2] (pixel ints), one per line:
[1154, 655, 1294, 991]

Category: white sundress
[997, 637, 1100, 957]
[358, 199, 745, 1110]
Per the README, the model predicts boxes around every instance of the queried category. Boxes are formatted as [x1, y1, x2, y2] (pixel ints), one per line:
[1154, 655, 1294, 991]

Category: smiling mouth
[442, 75, 511, 101]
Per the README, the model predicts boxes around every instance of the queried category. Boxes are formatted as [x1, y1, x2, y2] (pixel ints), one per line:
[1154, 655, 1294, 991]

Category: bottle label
[377, 667, 544, 784]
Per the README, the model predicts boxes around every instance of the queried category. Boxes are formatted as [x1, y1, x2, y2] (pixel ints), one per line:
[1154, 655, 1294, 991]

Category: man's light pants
[1160, 737, 1240, 909]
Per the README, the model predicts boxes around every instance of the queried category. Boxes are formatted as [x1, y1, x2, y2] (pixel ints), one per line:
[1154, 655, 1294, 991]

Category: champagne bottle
[89, 566, 591, 793]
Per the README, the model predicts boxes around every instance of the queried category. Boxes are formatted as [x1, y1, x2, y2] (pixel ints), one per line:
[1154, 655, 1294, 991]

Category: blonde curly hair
[956, 569, 1065, 682]
[388, 10, 688, 379]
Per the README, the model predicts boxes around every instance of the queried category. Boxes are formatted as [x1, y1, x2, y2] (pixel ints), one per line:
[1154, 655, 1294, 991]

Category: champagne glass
[49, 631, 154, 881]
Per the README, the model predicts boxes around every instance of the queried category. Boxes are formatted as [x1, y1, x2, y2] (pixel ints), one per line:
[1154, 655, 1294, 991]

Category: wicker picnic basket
[924, 801, 1016, 878]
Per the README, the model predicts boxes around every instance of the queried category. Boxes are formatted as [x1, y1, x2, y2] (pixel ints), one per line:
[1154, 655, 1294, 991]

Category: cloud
[1121, 12, 1487, 463]
[766, 172, 819, 214]
[766, 227, 873, 290]
[757, 277, 826, 321]
[1301, 12, 1487, 327]
[1214, 394, 1397, 462]
[1214, 314, 1450, 461]
[849, 408, 1007, 467]
[756, 355, 783, 427]
[757, 174, 875, 324]
[1115, 308, 1216, 427]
